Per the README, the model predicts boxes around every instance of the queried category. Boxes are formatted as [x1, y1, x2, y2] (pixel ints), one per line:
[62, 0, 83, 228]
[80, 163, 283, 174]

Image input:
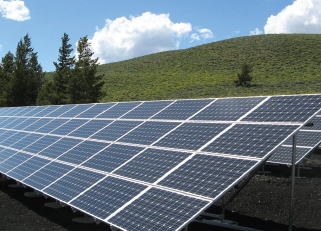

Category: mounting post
[288, 134, 296, 231]
[221, 195, 226, 222]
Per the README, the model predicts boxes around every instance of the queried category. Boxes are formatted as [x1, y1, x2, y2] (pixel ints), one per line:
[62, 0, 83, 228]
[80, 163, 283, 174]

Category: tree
[235, 63, 254, 86]
[0, 51, 14, 106]
[6, 34, 44, 106]
[52, 33, 74, 104]
[67, 36, 104, 104]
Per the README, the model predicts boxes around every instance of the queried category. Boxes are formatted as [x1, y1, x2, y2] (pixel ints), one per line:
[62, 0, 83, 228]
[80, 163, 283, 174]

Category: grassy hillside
[94, 34, 320, 102]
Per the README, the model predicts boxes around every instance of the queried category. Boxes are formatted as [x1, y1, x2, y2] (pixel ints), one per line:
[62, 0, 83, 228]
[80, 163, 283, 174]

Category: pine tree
[7, 34, 44, 106]
[0, 51, 14, 106]
[67, 36, 104, 104]
[53, 33, 74, 104]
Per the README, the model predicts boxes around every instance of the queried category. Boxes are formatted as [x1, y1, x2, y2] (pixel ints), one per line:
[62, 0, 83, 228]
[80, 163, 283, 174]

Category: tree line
[0, 33, 104, 107]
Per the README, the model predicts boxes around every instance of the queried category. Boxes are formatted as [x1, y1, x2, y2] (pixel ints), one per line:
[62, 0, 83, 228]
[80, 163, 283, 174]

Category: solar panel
[0, 94, 321, 231]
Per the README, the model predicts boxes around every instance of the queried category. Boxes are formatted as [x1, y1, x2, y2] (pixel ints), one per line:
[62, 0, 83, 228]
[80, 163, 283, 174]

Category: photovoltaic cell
[11, 133, 43, 150]
[301, 116, 321, 130]
[151, 99, 213, 120]
[7, 156, 50, 181]
[97, 102, 141, 118]
[91, 120, 142, 141]
[43, 168, 104, 202]
[38, 137, 81, 159]
[242, 95, 321, 122]
[50, 119, 88, 135]
[122, 100, 173, 119]
[14, 107, 34, 116]
[158, 154, 257, 198]
[33, 105, 61, 117]
[24, 135, 61, 154]
[57, 140, 107, 165]
[76, 103, 116, 118]
[0, 149, 18, 163]
[35, 119, 69, 133]
[23, 162, 74, 190]
[60, 104, 94, 118]
[191, 97, 266, 121]
[2, 118, 27, 129]
[109, 188, 210, 231]
[1, 117, 21, 128]
[155, 123, 230, 150]
[23, 118, 53, 132]
[283, 130, 321, 147]
[70, 176, 147, 220]
[203, 124, 299, 158]
[115, 149, 190, 183]
[268, 146, 311, 164]
[69, 120, 112, 138]
[13, 118, 39, 130]
[82, 144, 143, 173]
[0, 132, 30, 147]
[24, 106, 48, 117]
[45, 104, 76, 117]
[0, 152, 31, 173]
[118, 121, 180, 145]
[0, 130, 19, 144]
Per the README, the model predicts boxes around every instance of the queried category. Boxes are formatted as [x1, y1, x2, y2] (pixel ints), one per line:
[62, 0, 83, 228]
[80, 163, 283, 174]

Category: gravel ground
[0, 152, 320, 231]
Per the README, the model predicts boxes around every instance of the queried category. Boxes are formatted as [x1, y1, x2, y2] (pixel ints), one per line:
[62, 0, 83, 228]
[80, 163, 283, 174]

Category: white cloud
[250, 28, 263, 36]
[190, 33, 200, 41]
[0, 0, 30, 21]
[89, 12, 192, 64]
[264, 0, 321, 34]
[198, 28, 214, 39]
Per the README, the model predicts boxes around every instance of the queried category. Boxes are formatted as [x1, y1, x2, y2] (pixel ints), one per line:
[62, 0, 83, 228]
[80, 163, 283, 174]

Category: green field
[50, 34, 321, 102]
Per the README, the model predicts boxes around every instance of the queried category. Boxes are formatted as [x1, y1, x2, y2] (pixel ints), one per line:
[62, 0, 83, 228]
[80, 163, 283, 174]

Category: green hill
[96, 34, 321, 102]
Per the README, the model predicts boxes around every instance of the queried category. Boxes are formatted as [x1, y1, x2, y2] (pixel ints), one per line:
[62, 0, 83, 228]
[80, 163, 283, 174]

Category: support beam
[288, 134, 296, 231]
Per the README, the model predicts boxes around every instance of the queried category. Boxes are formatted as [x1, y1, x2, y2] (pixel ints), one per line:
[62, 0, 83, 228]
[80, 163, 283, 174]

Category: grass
[47, 34, 321, 102]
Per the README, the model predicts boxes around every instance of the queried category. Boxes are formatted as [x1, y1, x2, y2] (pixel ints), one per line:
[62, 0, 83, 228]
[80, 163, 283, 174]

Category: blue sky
[0, 0, 320, 72]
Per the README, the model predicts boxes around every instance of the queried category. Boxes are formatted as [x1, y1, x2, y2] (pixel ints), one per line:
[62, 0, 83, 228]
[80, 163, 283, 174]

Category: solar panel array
[0, 94, 321, 231]
[269, 114, 321, 165]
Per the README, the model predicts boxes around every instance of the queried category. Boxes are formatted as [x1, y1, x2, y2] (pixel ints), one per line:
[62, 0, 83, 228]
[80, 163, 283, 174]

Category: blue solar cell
[191, 97, 266, 121]
[0, 117, 10, 126]
[301, 117, 321, 130]
[0, 152, 31, 173]
[11, 133, 44, 150]
[0, 129, 8, 136]
[38, 137, 81, 159]
[69, 120, 112, 138]
[0, 130, 18, 144]
[0, 132, 30, 147]
[50, 119, 88, 135]
[76, 103, 116, 118]
[0, 108, 11, 116]
[82, 144, 144, 173]
[14, 107, 34, 116]
[13, 118, 39, 130]
[151, 99, 213, 120]
[4, 107, 21, 116]
[158, 154, 257, 198]
[33, 105, 61, 117]
[2, 118, 28, 129]
[23, 106, 48, 117]
[155, 123, 230, 150]
[91, 121, 142, 141]
[23, 118, 53, 132]
[60, 104, 94, 118]
[115, 149, 190, 183]
[71, 176, 147, 220]
[35, 119, 69, 133]
[7, 156, 50, 181]
[0, 149, 18, 163]
[269, 146, 311, 164]
[96, 102, 141, 118]
[23, 162, 74, 190]
[242, 95, 321, 122]
[283, 130, 321, 147]
[122, 100, 174, 119]
[203, 124, 299, 158]
[0, 117, 19, 128]
[57, 141, 107, 165]
[24, 135, 61, 154]
[43, 168, 105, 202]
[119, 121, 179, 145]
[109, 188, 210, 231]
[45, 105, 76, 117]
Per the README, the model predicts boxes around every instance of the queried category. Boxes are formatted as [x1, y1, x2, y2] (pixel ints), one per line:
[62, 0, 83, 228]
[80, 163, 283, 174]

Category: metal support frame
[289, 134, 296, 231]
[305, 157, 321, 165]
